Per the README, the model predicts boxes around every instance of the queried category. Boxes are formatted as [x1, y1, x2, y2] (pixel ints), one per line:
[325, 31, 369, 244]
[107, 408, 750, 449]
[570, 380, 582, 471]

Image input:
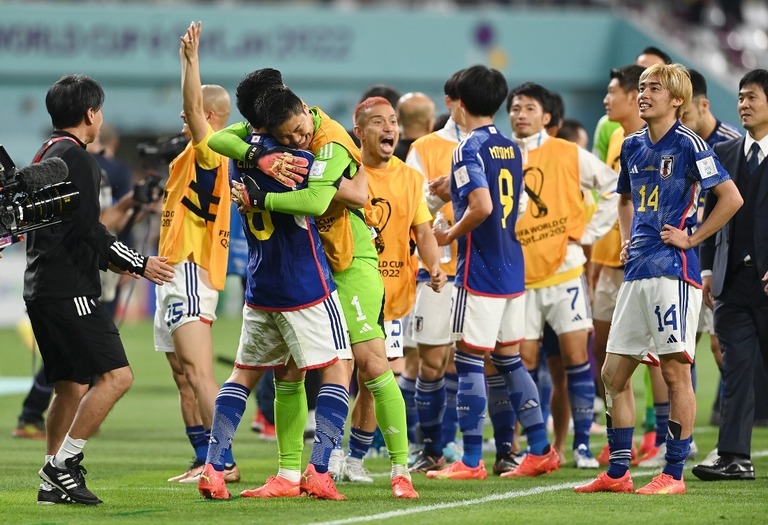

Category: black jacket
[700, 136, 768, 296]
[24, 131, 146, 303]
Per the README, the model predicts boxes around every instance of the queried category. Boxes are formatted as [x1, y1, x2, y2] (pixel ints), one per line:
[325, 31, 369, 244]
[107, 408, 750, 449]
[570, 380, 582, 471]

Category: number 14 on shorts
[654, 304, 677, 332]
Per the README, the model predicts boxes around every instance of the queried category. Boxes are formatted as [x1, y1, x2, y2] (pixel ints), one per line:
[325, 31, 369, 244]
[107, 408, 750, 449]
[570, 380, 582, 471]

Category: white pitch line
[313, 449, 768, 525]
[312, 473, 670, 525]
[87, 449, 768, 523]
[312, 482, 580, 525]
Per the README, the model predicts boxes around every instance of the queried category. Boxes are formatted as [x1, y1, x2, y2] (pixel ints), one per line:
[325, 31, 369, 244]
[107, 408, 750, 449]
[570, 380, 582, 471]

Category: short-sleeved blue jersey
[618, 121, 731, 285]
[229, 134, 335, 310]
[706, 119, 741, 147]
[450, 125, 526, 297]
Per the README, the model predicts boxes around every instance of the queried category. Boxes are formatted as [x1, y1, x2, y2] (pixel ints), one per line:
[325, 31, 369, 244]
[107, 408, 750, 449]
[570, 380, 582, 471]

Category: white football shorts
[153, 261, 219, 353]
[524, 274, 593, 340]
[607, 277, 701, 365]
[451, 286, 526, 351]
[410, 281, 453, 346]
[235, 291, 350, 370]
[385, 318, 405, 359]
[592, 266, 624, 323]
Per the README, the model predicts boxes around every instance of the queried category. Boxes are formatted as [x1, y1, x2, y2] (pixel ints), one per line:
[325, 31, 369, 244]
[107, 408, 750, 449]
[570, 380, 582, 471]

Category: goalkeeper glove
[241, 175, 268, 210]
[245, 144, 310, 188]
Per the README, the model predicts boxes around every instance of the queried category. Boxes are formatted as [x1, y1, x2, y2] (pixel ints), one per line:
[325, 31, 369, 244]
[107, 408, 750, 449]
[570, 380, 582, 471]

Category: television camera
[0, 145, 79, 249]
[135, 134, 189, 205]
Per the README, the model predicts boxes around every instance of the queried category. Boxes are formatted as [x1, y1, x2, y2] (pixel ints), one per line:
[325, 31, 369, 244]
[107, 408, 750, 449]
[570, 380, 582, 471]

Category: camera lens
[17, 182, 80, 225]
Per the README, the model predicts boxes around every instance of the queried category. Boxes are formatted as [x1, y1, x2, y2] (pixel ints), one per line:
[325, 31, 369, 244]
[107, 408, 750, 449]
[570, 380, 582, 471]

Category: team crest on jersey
[660, 155, 674, 179]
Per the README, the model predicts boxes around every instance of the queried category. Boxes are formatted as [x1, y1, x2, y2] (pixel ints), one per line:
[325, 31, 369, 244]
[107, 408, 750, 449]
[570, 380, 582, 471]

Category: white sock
[53, 434, 87, 468]
[42, 454, 54, 476]
[305, 409, 316, 432]
[391, 463, 411, 480]
[277, 468, 301, 483]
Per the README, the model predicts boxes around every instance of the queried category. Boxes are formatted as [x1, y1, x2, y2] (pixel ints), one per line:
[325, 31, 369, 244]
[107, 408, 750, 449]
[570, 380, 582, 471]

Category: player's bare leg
[634, 366, 670, 466]
[635, 354, 693, 495]
[165, 352, 206, 482]
[575, 353, 638, 493]
[171, 321, 218, 428]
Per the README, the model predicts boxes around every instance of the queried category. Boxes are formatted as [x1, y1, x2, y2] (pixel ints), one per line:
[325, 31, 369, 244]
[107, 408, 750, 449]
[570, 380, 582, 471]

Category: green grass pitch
[1, 316, 766, 524]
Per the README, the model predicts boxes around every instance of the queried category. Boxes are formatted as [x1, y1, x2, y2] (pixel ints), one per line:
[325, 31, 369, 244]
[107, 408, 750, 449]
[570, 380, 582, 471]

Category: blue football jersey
[697, 120, 740, 218]
[706, 119, 741, 147]
[226, 201, 248, 278]
[618, 121, 731, 285]
[450, 125, 526, 296]
[229, 134, 336, 310]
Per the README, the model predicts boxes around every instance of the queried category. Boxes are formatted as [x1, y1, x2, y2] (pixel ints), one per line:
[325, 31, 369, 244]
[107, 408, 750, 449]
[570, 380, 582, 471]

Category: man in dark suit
[693, 69, 768, 482]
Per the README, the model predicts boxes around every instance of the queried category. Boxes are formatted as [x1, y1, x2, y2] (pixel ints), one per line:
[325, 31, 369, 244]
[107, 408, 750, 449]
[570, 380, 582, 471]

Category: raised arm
[180, 21, 208, 145]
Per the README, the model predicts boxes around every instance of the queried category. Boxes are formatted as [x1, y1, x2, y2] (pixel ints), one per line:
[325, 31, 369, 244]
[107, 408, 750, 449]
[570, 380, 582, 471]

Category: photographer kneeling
[26, 74, 175, 506]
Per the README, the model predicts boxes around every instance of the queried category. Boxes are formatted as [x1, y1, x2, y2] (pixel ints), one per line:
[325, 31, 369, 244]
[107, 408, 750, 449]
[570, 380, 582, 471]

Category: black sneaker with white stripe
[37, 482, 73, 505]
[39, 453, 102, 505]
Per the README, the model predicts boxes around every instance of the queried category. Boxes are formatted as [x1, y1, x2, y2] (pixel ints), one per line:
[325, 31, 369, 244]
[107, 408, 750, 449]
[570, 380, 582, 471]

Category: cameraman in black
[27, 74, 175, 506]
[12, 126, 152, 445]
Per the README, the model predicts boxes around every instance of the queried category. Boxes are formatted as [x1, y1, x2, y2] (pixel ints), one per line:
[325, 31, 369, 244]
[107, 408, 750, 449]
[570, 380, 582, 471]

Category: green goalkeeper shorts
[334, 257, 385, 345]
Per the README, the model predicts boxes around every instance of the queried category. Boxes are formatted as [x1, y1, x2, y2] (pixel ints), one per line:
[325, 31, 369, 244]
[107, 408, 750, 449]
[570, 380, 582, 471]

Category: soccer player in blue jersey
[682, 69, 742, 148]
[209, 79, 420, 500]
[575, 63, 743, 495]
[196, 133, 352, 500]
[426, 65, 557, 480]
